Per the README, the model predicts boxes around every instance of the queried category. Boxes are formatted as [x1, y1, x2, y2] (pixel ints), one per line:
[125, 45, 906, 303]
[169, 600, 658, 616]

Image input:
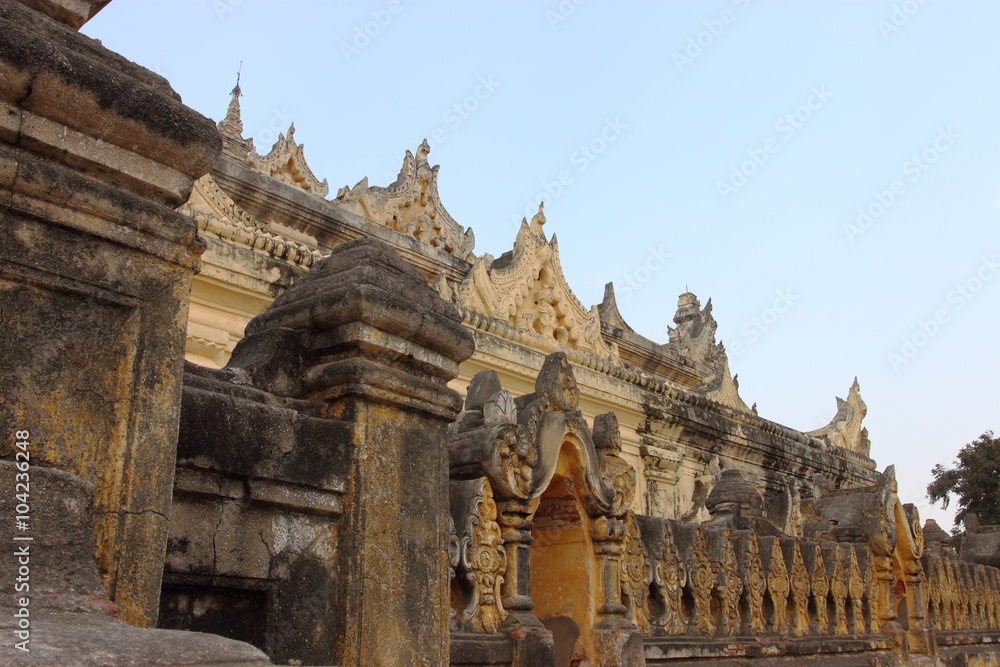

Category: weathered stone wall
[0, 0, 220, 626]
[165, 238, 474, 665]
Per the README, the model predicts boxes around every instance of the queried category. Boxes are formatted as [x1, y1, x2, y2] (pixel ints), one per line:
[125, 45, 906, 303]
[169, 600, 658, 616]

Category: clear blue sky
[84, 1, 1000, 531]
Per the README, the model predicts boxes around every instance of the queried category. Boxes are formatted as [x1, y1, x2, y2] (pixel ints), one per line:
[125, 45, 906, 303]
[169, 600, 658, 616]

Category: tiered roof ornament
[218, 77, 253, 162]
[448, 204, 619, 363]
[666, 292, 749, 412]
[217, 80, 329, 197]
[333, 140, 476, 261]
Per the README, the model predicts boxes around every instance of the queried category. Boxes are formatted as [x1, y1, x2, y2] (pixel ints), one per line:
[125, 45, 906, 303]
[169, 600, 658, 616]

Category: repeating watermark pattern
[340, 0, 403, 63]
[878, 0, 930, 40]
[616, 246, 671, 300]
[509, 117, 628, 229]
[887, 255, 999, 371]
[426, 76, 502, 152]
[213, 0, 244, 21]
[546, 0, 588, 30]
[843, 127, 957, 243]
[728, 289, 798, 358]
[11, 429, 31, 653]
[716, 86, 833, 201]
[672, 0, 752, 73]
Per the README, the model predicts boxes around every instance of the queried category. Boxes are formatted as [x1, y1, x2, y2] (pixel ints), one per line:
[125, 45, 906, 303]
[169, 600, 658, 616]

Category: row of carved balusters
[923, 554, 1000, 632]
[630, 521, 880, 638]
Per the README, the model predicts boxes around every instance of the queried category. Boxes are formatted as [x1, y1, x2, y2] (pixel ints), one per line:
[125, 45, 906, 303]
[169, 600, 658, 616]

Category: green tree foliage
[927, 430, 1000, 532]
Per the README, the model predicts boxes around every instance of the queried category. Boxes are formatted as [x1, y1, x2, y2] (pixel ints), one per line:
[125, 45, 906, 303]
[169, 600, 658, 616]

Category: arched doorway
[529, 440, 599, 666]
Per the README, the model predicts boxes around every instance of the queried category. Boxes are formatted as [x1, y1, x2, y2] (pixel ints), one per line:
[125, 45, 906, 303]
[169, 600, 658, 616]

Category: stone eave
[464, 325, 879, 486]
[210, 155, 473, 284]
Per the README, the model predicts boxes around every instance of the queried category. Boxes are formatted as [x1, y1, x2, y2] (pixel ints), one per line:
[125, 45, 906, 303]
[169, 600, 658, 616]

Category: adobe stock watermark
[887, 255, 999, 372]
[546, 0, 588, 30]
[252, 108, 296, 153]
[878, 0, 930, 40]
[425, 76, 501, 152]
[213, 0, 243, 21]
[717, 85, 833, 202]
[672, 0, 752, 73]
[843, 127, 957, 243]
[616, 247, 671, 300]
[340, 0, 403, 63]
[727, 289, 798, 358]
[509, 117, 628, 228]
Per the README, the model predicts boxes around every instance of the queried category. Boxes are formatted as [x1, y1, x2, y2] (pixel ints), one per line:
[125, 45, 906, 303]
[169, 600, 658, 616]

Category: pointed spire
[218, 63, 254, 161]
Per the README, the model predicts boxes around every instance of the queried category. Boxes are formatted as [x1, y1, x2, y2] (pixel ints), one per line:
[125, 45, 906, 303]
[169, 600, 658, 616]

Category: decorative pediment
[334, 140, 475, 261]
[807, 378, 871, 457]
[450, 205, 619, 362]
[216, 83, 329, 197]
[246, 123, 330, 197]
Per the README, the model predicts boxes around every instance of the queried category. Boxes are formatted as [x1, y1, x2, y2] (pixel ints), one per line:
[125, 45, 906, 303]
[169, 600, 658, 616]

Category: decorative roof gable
[449, 205, 618, 362]
[217, 84, 329, 197]
[246, 124, 329, 197]
[333, 140, 476, 261]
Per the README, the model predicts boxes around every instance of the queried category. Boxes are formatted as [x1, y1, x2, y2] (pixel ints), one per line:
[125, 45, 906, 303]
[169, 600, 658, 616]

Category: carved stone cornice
[178, 174, 325, 269]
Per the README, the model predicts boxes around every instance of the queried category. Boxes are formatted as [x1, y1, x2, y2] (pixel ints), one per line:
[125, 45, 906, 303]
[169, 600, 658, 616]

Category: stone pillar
[0, 0, 220, 626]
[497, 499, 556, 666]
[235, 238, 474, 666]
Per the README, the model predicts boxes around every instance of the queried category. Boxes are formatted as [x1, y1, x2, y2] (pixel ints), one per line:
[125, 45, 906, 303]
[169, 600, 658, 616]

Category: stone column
[236, 238, 474, 666]
[0, 0, 220, 626]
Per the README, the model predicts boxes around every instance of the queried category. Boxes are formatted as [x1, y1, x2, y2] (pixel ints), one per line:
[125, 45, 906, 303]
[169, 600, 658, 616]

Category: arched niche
[529, 437, 601, 666]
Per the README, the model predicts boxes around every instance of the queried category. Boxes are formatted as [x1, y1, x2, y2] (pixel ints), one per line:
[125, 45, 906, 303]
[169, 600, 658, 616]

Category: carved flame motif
[829, 548, 849, 636]
[688, 527, 716, 637]
[847, 547, 866, 635]
[718, 531, 742, 636]
[810, 544, 830, 635]
[927, 557, 942, 631]
[744, 534, 768, 635]
[654, 530, 687, 635]
[246, 123, 330, 196]
[452, 213, 620, 362]
[864, 549, 880, 634]
[456, 479, 507, 633]
[335, 140, 475, 260]
[766, 539, 790, 636]
[788, 542, 811, 637]
[620, 514, 650, 632]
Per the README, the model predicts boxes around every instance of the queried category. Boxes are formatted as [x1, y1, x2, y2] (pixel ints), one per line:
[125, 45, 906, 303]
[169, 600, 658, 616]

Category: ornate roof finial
[529, 202, 546, 235]
[218, 62, 253, 161]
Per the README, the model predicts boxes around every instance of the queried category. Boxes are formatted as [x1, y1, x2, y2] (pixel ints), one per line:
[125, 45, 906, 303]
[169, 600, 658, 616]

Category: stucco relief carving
[450, 207, 620, 362]
[335, 140, 475, 260]
[217, 83, 329, 196]
[247, 124, 330, 196]
[451, 478, 507, 633]
[807, 378, 871, 457]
